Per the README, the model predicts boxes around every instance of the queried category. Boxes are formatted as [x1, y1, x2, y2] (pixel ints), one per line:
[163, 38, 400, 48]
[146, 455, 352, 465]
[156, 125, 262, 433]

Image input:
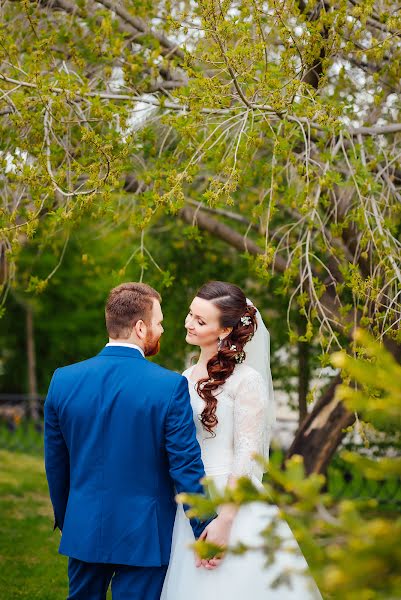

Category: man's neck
[107, 340, 145, 356]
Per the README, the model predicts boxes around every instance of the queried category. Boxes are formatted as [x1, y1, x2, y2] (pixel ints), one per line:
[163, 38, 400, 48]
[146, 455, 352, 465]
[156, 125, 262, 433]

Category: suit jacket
[44, 345, 210, 566]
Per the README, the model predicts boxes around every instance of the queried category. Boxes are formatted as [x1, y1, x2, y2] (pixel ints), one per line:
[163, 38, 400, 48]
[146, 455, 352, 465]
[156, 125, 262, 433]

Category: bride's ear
[220, 327, 233, 340]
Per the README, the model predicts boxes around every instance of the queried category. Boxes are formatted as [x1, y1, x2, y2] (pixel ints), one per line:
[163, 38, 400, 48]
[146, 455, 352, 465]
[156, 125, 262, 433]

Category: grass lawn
[0, 450, 73, 599]
[1, 449, 321, 599]
[2, 447, 397, 599]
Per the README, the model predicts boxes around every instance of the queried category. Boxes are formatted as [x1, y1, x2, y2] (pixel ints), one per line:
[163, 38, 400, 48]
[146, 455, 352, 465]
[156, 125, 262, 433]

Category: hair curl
[194, 281, 257, 436]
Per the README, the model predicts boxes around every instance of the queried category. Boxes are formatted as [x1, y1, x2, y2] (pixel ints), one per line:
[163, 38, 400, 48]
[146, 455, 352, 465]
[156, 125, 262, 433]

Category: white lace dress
[161, 364, 323, 600]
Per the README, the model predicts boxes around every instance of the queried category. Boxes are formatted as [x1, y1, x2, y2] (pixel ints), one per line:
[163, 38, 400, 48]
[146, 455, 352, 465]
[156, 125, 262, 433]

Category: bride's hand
[195, 505, 238, 570]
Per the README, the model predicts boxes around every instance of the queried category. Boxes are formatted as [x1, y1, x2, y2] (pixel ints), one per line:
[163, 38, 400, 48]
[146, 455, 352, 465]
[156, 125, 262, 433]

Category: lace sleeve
[231, 370, 269, 482]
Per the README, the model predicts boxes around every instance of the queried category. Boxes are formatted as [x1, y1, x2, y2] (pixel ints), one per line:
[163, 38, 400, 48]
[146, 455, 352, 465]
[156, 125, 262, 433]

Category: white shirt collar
[106, 342, 145, 357]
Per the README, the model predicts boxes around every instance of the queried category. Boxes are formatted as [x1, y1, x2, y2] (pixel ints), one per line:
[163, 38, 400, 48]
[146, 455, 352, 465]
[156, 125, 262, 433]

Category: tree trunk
[287, 375, 355, 474]
[26, 304, 39, 421]
[0, 243, 6, 287]
[297, 319, 310, 424]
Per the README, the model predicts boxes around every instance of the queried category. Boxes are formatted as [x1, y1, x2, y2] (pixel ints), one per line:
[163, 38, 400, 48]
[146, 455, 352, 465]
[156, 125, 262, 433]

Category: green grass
[0, 449, 321, 599]
[0, 450, 116, 599]
[0, 450, 68, 599]
[1, 448, 398, 599]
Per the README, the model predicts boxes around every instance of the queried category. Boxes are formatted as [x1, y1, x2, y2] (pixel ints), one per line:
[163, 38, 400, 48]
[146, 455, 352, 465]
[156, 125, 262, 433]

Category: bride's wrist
[218, 503, 238, 524]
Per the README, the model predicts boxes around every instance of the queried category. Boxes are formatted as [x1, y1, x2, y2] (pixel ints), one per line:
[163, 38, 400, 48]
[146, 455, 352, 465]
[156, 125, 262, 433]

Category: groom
[44, 282, 213, 599]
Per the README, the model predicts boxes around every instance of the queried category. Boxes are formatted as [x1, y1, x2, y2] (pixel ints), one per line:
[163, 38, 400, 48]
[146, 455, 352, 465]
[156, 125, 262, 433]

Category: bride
[161, 281, 322, 599]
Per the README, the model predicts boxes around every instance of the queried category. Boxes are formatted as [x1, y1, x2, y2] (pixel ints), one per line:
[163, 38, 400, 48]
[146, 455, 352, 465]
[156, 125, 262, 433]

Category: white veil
[243, 299, 276, 465]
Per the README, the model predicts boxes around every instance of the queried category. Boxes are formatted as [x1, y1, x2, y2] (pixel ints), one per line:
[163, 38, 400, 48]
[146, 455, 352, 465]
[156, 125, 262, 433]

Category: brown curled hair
[195, 281, 257, 436]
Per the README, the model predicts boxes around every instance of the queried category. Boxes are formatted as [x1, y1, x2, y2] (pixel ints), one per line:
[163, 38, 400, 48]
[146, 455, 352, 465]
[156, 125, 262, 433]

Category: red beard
[144, 334, 161, 357]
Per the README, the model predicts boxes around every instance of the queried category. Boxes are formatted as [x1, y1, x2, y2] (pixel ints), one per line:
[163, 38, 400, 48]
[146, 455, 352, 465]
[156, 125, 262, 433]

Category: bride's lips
[186, 331, 196, 336]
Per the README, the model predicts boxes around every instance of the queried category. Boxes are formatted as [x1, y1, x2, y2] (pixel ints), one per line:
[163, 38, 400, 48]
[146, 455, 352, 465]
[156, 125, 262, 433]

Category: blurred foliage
[1, 0, 400, 354]
[181, 330, 401, 599]
[0, 4, 400, 593]
[0, 210, 296, 392]
[2, 0, 401, 458]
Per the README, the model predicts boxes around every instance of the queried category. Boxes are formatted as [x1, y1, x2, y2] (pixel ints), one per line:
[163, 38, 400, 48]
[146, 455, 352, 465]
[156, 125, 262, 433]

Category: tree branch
[349, 123, 401, 135]
[180, 205, 345, 333]
[36, 0, 185, 62]
[37, 0, 79, 15]
[348, 0, 401, 37]
[95, 0, 185, 61]
[0, 107, 14, 116]
[179, 205, 269, 260]
[185, 199, 257, 228]
[297, 1, 330, 89]
[3, 70, 401, 137]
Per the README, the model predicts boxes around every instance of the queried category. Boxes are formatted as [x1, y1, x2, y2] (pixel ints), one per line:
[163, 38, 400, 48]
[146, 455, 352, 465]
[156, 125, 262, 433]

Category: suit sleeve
[165, 375, 214, 538]
[44, 370, 70, 531]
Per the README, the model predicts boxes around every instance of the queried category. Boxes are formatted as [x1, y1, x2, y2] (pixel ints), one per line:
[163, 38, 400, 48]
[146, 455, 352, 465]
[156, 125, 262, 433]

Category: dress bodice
[183, 363, 269, 481]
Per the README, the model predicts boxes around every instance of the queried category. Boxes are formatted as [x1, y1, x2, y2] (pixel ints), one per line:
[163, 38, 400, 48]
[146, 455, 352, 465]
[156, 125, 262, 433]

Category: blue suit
[44, 346, 211, 599]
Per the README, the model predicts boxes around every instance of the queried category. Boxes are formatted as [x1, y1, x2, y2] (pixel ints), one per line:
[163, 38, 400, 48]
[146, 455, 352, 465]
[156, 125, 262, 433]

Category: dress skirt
[161, 473, 322, 600]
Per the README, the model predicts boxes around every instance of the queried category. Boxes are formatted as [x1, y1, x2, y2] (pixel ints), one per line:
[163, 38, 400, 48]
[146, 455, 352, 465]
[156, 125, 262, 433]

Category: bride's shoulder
[227, 365, 266, 406]
[181, 364, 194, 379]
[229, 363, 264, 388]
[233, 363, 258, 376]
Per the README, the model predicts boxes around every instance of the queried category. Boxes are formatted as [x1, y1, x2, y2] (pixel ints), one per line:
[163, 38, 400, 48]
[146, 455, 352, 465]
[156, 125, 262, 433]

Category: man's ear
[134, 319, 147, 341]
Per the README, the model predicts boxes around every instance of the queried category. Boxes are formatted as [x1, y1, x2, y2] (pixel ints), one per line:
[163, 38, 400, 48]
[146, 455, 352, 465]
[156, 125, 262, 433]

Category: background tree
[1, 0, 400, 471]
[2, 212, 286, 392]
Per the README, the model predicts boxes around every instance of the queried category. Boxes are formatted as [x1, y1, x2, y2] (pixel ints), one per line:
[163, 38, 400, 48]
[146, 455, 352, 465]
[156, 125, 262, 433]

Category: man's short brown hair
[105, 282, 161, 339]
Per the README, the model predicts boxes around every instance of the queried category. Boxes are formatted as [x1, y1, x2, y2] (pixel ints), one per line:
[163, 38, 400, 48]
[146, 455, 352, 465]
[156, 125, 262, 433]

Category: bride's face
[185, 296, 230, 348]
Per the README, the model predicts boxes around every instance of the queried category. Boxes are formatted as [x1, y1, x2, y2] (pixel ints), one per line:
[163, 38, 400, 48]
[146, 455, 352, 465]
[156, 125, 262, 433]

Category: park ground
[0, 450, 68, 599]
